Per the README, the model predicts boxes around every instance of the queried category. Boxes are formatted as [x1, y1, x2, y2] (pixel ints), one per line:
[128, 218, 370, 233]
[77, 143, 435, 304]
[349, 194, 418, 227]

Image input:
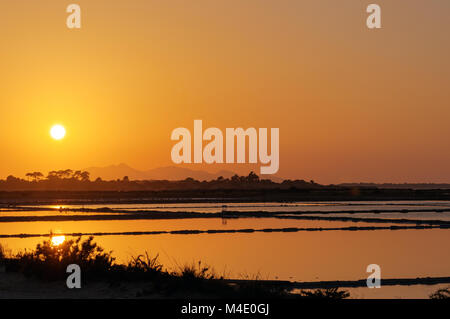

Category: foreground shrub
[0, 244, 5, 261]
[430, 287, 450, 299]
[14, 236, 115, 281]
[298, 287, 350, 299]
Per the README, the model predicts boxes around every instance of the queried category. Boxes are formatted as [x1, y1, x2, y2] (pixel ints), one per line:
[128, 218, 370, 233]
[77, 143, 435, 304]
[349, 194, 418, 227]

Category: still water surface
[1, 201, 449, 298]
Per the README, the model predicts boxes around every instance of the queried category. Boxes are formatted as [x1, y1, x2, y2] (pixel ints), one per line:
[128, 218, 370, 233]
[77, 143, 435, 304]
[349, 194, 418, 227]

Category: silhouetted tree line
[0, 170, 324, 191]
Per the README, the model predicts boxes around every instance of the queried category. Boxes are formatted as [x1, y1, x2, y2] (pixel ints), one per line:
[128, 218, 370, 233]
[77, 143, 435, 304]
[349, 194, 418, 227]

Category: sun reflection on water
[51, 235, 66, 246]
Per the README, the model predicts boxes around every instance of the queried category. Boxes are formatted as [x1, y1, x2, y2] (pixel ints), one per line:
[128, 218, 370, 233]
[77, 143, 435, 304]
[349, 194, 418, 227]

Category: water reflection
[1, 200, 449, 299]
[50, 235, 66, 246]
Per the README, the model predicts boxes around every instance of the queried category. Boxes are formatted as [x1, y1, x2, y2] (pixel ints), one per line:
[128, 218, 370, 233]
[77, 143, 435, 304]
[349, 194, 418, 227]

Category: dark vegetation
[2, 169, 450, 204]
[298, 288, 350, 299]
[429, 288, 450, 299]
[1, 170, 323, 192]
[0, 237, 349, 299]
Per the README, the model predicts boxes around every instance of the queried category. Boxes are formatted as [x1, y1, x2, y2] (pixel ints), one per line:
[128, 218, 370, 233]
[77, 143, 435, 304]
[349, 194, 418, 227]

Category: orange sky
[0, 1, 449, 183]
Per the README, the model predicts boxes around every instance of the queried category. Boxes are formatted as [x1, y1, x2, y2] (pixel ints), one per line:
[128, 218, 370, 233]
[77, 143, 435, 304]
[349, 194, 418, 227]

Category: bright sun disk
[50, 124, 66, 140]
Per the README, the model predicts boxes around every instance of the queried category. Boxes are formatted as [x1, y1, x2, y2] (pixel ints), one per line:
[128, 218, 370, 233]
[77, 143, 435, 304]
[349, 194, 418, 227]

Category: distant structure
[221, 205, 227, 225]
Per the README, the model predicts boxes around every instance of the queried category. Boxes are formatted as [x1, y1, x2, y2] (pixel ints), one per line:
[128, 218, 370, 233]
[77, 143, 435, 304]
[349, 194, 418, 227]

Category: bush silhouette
[430, 287, 450, 299]
[15, 236, 114, 281]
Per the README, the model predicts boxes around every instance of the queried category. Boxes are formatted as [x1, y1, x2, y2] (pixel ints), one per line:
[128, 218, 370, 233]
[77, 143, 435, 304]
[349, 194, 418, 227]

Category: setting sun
[50, 124, 66, 140]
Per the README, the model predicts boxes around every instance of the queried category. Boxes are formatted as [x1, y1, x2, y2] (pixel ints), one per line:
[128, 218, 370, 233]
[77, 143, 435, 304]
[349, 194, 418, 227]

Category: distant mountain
[85, 164, 144, 181]
[85, 163, 281, 182]
[141, 166, 236, 181]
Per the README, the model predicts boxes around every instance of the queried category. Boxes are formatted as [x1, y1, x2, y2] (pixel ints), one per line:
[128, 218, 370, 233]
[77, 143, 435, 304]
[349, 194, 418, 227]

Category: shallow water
[0, 218, 397, 236]
[304, 284, 450, 299]
[2, 229, 449, 280]
[10, 200, 450, 213]
[302, 211, 450, 221]
[1, 200, 449, 299]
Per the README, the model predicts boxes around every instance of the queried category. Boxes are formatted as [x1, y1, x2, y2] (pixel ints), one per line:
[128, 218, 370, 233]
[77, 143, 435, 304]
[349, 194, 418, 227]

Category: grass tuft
[298, 287, 350, 299]
[430, 287, 450, 299]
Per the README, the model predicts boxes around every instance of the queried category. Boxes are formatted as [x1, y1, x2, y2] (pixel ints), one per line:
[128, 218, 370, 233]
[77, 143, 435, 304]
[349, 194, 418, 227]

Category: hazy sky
[1, 1, 449, 183]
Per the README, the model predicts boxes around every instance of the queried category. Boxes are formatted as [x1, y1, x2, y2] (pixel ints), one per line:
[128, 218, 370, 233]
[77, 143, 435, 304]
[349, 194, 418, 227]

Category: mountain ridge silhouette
[84, 163, 284, 182]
